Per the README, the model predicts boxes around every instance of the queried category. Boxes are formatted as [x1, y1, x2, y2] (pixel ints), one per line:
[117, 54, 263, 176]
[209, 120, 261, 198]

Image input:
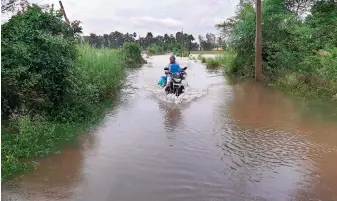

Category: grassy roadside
[190, 50, 224, 55]
[1, 5, 146, 180]
[213, 0, 337, 100]
[1, 45, 138, 180]
[203, 52, 337, 100]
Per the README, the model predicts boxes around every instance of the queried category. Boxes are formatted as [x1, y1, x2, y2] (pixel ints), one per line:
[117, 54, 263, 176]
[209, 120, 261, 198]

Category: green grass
[218, 53, 237, 74]
[1, 46, 126, 181]
[200, 52, 237, 71]
[78, 45, 125, 99]
[275, 72, 337, 99]
[213, 51, 337, 100]
[191, 50, 224, 55]
[199, 55, 207, 63]
[205, 58, 221, 69]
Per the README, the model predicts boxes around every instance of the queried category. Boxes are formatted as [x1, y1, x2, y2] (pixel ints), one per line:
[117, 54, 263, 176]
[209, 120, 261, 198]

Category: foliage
[1, 116, 74, 179]
[1, 4, 143, 180]
[1, 5, 81, 119]
[83, 31, 224, 54]
[216, 0, 337, 98]
[147, 44, 164, 55]
[200, 56, 207, 63]
[191, 50, 224, 55]
[53, 45, 126, 123]
[2, 46, 128, 180]
[205, 58, 221, 69]
[198, 33, 218, 50]
[219, 53, 237, 74]
[120, 42, 146, 67]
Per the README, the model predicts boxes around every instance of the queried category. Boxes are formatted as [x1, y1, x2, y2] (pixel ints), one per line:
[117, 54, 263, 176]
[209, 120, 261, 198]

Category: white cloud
[19, 0, 240, 37]
[129, 16, 184, 28]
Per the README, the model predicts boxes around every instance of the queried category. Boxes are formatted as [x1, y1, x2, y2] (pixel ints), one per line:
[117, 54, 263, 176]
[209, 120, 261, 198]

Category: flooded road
[2, 55, 337, 201]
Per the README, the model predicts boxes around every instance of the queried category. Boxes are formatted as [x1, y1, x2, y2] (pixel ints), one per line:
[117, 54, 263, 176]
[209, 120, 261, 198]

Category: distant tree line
[82, 31, 226, 52]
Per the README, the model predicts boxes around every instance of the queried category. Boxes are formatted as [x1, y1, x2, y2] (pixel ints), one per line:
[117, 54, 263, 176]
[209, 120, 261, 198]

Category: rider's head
[170, 55, 176, 64]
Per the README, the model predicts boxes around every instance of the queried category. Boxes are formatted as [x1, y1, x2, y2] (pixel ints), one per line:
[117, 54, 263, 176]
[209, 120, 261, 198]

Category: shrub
[216, 0, 337, 98]
[53, 45, 125, 123]
[1, 116, 75, 180]
[1, 5, 78, 119]
[1, 5, 140, 180]
[147, 44, 163, 55]
[205, 58, 221, 69]
[121, 42, 146, 67]
[219, 53, 237, 74]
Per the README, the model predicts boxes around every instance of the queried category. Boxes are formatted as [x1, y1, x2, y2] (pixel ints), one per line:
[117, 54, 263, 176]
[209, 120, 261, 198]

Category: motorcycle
[163, 66, 187, 97]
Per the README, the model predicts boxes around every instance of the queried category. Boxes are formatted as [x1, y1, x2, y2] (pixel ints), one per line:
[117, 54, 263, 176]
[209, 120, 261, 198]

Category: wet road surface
[2, 55, 337, 201]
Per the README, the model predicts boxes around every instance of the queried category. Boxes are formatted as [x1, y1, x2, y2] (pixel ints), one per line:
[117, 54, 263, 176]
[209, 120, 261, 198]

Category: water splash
[146, 83, 208, 104]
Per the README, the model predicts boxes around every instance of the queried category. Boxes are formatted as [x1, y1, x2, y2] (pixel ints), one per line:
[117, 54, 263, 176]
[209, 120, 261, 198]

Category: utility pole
[59, 1, 70, 24]
[255, 0, 262, 82]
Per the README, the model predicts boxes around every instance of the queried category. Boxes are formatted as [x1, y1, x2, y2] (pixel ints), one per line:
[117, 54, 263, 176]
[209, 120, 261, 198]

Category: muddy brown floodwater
[2, 55, 337, 201]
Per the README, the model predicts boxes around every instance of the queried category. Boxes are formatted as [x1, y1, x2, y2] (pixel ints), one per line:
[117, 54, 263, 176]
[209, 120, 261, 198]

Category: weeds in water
[205, 58, 221, 69]
[121, 42, 147, 67]
[219, 53, 237, 74]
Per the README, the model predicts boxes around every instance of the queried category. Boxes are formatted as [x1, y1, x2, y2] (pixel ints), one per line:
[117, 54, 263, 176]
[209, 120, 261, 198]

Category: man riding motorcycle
[165, 55, 186, 93]
[167, 55, 182, 74]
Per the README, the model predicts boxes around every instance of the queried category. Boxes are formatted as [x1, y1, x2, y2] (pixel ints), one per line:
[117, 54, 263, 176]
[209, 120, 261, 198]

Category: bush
[205, 58, 221, 69]
[53, 45, 125, 123]
[147, 44, 163, 55]
[172, 47, 181, 56]
[172, 46, 189, 57]
[1, 116, 74, 180]
[1, 5, 145, 180]
[1, 45, 127, 180]
[121, 42, 146, 67]
[1, 5, 78, 119]
[216, 0, 337, 98]
[219, 53, 237, 74]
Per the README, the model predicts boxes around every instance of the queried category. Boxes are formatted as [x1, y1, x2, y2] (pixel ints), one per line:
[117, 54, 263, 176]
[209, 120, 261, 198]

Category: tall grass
[77, 45, 125, 99]
[218, 53, 237, 74]
[191, 50, 224, 55]
[203, 52, 237, 71]
[205, 58, 221, 69]
[1, 46, 127, 180]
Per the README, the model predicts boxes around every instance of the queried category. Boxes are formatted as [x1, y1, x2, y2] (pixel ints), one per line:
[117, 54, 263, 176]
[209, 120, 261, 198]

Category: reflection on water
[158, 101, 183, 133]
[2, 55, 337, 201]
[222, 80, 337, 201]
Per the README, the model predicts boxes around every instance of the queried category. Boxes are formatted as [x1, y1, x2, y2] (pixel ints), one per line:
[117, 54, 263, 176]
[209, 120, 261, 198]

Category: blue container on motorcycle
[158, 76, 167, 87]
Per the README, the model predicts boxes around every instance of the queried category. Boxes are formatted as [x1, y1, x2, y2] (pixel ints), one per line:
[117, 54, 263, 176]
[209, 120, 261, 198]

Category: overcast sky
[26, 0, 239, 37]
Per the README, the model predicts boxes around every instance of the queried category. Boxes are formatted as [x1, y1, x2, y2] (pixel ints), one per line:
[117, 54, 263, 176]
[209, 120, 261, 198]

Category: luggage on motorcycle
[158, 76, 167, 87]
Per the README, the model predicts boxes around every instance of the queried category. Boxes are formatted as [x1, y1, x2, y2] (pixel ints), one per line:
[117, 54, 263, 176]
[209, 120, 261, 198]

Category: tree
[206, 33, 216, 49]
[187, 34, 195, 54]
[1, 4, 80, 117]
[82, 30, 200, 53]
[217, 36, 224, 50]
[306, 0, 337, 49]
